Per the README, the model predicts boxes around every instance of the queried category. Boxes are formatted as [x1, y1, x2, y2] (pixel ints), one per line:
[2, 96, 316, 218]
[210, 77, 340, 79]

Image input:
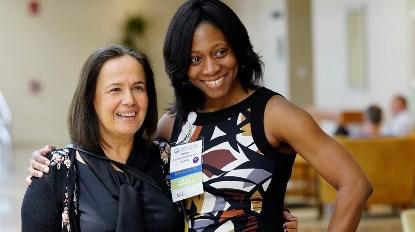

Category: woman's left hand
[283, 209, 298, 232]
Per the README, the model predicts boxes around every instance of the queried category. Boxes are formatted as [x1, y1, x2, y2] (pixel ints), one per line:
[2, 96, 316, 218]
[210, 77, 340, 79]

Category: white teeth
[205, 76, 224, 88]
[116, 112, 136, 117]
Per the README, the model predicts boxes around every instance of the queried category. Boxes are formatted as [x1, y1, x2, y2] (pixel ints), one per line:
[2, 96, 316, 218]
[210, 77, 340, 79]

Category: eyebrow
[191, 42, 228, 53]
[105, 81, 146, 88]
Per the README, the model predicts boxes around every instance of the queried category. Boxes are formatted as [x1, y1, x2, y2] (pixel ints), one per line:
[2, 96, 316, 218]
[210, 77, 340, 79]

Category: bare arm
[27, 112, 177, 183]
[25, 113, 177, 183]
[156, 112, 176, 141]
[265, 96, 372, 232]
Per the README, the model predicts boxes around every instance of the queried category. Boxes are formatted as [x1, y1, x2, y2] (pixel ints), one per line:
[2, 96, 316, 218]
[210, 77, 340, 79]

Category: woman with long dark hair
[157, 0, 371, 231]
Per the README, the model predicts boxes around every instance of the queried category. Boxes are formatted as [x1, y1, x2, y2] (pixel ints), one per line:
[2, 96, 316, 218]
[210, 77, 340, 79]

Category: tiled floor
[0, 146, 31, 232]
[0, 146, 404, 232]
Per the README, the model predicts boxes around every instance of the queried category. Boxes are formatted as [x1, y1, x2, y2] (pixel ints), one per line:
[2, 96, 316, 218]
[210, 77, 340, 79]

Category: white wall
[232, 0, 414, 123]
[312, 0, 412, 119]
[224, 0, 289, 96]
[0, 0, 182, 147]
[225, 0, 415, 121]
[409, 0, 415, 118]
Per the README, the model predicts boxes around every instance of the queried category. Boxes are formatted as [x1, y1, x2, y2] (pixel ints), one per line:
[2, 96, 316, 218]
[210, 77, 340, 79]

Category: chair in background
[338, 110, 364, 124]
[286, 109, 365, 201]
[286, 156, 318, 202]
[318, 136, 415, 217]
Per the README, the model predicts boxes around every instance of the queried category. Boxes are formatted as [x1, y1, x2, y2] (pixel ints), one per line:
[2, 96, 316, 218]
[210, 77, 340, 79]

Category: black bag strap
[64, 144, 167, 194]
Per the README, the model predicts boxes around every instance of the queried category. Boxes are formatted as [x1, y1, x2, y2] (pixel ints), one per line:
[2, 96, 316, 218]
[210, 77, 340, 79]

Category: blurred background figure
[334, 105, 383, 138]
[0, 90, 12, 179]
[382, 95, 413, 136]
[354, 105, 383, 138]
[333, 118, 350, 137]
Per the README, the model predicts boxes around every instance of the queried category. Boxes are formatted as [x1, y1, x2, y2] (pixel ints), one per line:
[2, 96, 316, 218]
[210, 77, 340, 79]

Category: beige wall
[286, 0, 314, 107]
[0, 0, 183, 147]
[129, 1, 186, 118]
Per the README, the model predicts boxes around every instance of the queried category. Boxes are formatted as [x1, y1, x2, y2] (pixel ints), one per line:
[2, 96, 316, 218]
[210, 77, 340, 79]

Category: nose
[122, 89, 135, 105]
[202, 58, 220, 76]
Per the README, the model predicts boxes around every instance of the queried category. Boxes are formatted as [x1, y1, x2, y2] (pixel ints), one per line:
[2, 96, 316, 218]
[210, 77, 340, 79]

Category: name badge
[170, 140, 204, 202]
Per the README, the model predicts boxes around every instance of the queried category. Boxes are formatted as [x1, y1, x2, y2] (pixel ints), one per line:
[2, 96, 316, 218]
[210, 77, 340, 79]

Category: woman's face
[94, 55, 148, 141]
[187, 22, 239, 102]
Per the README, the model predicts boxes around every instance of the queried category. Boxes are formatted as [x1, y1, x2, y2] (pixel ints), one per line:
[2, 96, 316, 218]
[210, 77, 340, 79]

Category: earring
[182, 80, 190, 86]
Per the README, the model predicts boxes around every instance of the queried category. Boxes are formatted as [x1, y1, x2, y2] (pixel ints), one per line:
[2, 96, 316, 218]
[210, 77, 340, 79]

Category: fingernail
[45, 160, 50, 165]
[37, 172, 43, 177]
[44, 167, 49, 173]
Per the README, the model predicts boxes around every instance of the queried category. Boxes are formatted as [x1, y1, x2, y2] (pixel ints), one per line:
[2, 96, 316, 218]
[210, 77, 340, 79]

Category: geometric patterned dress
[170, 87, 296, 232]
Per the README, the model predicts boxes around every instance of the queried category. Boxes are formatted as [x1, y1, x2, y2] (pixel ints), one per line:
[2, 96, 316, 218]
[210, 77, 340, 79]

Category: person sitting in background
[333, 120, 350, 136]
[334, 105, 383, 138]
[351, 105, 383, 138]
[382, 95, 413, 136]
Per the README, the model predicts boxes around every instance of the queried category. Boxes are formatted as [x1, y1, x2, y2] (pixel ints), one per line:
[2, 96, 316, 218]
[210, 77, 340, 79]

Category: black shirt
[78, 160, 126, 231]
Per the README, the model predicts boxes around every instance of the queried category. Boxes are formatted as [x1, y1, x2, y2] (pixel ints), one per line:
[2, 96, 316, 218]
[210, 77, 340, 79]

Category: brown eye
[216, 48, 227, 57]
[191, 56, 202, 65]
[133, 85, 146, 92]
[109, 87, 121, 93]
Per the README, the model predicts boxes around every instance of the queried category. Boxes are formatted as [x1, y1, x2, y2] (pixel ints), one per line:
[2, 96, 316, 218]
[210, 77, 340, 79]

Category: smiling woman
[158, 0, 372, 231]
[93, 55, 149, 161]
[187, 22, 240, 109]
[21, 45, 182, 232]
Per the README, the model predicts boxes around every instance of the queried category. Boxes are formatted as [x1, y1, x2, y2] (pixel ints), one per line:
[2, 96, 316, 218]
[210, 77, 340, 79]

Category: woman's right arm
[21, 175, 61, 231]
[27, 112, 176, 182]
[155, 112, 176, 141]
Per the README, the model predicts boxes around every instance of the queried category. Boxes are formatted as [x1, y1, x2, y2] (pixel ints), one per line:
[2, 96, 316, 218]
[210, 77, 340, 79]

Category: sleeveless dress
[170, 87, 296, 232]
